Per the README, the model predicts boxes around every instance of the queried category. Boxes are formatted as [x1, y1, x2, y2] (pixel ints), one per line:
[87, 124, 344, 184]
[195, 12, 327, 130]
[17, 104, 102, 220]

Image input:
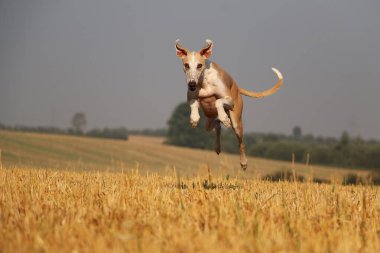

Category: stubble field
[0, 131, 379, 252]
[1, 168, 379, 253]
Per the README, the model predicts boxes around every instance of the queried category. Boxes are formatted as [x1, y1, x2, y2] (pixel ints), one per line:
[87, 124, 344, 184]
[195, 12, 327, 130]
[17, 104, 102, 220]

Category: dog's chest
[198, 68, 225, 118]
[202, 68, 226, 95]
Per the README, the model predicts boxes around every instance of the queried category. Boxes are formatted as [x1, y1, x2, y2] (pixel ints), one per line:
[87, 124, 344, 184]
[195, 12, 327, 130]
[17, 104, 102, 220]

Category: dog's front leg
[197, 87, 213, 98]
[188, 99, 200, 128]
[215, 96, 234, 128]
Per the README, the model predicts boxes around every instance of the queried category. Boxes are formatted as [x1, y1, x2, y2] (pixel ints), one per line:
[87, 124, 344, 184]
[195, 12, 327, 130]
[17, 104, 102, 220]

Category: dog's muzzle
[188, 81, 197, 91]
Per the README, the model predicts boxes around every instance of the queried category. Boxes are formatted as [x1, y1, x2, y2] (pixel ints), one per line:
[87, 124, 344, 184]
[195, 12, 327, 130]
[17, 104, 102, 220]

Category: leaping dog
[175, 39, 283, 170]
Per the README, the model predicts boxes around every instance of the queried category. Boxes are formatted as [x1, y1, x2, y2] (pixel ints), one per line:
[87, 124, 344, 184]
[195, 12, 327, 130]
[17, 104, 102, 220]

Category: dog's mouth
[188, 81, 197, 91]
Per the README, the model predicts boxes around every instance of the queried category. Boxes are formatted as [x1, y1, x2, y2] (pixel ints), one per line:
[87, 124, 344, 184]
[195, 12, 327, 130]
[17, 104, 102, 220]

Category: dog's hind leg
[205, 118, 222, 155]
[232, 116, 247, 170]
[229, 103, 247, 170]
[214, 121, 221, 155]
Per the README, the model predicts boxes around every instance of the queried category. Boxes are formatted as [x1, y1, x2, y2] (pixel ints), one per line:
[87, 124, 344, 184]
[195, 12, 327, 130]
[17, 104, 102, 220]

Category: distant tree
[339, 131, 350, 147]
[71, 112, 87, 134]
[292, 126, 302, 139]
[166, 102, 213, 149]
[335, 131, 350, 158]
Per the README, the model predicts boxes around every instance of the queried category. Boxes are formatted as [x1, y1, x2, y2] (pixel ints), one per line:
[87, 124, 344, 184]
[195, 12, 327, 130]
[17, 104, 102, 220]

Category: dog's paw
[190, 120, 199, 128]
[240, 158, 248, 170]
[218, 114, 231, 128]
[190, 115, 200, 128]
[240, 162, 247, 171]
[215, 145, 221, 155]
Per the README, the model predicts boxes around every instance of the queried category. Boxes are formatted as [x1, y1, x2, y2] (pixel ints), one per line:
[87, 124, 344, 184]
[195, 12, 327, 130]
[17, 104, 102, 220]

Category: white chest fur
[199, 64, 227, 98]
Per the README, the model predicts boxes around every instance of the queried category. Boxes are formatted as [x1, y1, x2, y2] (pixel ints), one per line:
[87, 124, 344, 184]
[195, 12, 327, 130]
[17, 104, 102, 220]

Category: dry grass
[0, 167, 379, 253]
[1, 131, 379, 252]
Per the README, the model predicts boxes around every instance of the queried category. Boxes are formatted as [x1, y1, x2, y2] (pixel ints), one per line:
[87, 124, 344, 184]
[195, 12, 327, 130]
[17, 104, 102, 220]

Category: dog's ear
[199, 39, 213, 58]
[175, 39, 188, 59]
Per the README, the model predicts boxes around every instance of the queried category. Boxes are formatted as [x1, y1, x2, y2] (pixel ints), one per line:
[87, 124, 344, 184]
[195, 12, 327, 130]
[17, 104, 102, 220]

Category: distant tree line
[166, 102, 380, 171]
[85, 127, 128, 140]
[0, 123, 129, 141]
[0, 113, 166, 141]
[128, 128, 167, 137]
[0, 124, 67, 134]
[0, 113, 128, 141]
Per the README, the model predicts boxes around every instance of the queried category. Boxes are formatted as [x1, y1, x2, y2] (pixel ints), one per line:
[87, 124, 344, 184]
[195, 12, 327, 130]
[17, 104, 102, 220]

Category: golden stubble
[0, 167, 379, 253]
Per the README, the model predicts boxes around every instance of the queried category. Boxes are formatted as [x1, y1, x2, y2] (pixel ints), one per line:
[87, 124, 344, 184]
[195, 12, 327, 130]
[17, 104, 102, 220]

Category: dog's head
[175, 39, 213, 91]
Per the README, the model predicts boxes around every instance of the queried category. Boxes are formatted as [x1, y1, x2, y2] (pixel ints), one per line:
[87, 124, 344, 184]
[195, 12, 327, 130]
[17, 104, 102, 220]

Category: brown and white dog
[175, 39, 283, 170]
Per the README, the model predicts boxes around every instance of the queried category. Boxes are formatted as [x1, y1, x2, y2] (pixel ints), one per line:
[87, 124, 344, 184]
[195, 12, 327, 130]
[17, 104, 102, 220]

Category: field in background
[0, 130, 370, 181]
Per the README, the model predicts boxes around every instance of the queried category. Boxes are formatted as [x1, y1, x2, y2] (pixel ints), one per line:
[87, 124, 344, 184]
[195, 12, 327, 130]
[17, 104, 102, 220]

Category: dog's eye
[197, 64, 203, 69]
[184, 63, 190, 69]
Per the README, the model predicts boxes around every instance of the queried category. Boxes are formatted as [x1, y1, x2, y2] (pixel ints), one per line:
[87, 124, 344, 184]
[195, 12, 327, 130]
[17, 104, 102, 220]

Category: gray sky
[1, 0, 380, 139]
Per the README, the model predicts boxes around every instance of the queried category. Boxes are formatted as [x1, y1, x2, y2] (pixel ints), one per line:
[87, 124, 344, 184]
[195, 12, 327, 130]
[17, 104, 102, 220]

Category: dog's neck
[197, 60, 212, 88]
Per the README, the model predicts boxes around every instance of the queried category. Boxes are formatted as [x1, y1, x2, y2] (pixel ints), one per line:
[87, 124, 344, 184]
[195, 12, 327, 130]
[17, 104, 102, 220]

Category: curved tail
[239, 68, 283, 98]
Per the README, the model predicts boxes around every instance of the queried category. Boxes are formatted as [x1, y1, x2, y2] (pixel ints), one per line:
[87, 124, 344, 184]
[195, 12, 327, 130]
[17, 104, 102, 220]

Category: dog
[175, 39, 283, 170]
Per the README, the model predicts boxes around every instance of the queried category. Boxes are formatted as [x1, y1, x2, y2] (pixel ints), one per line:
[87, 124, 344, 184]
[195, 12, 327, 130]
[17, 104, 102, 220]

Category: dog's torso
[189, 61, 240, 118]
[199, 96, 218, 118]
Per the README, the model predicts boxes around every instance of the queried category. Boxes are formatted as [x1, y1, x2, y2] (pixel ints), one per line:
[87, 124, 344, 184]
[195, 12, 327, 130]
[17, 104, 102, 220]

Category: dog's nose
[188, 81, 197, 91]
[189, 81, 197, 91]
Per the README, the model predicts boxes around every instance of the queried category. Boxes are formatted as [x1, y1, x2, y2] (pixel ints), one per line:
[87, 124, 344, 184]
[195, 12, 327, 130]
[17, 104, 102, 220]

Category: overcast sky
[1, 0, 380, 139]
